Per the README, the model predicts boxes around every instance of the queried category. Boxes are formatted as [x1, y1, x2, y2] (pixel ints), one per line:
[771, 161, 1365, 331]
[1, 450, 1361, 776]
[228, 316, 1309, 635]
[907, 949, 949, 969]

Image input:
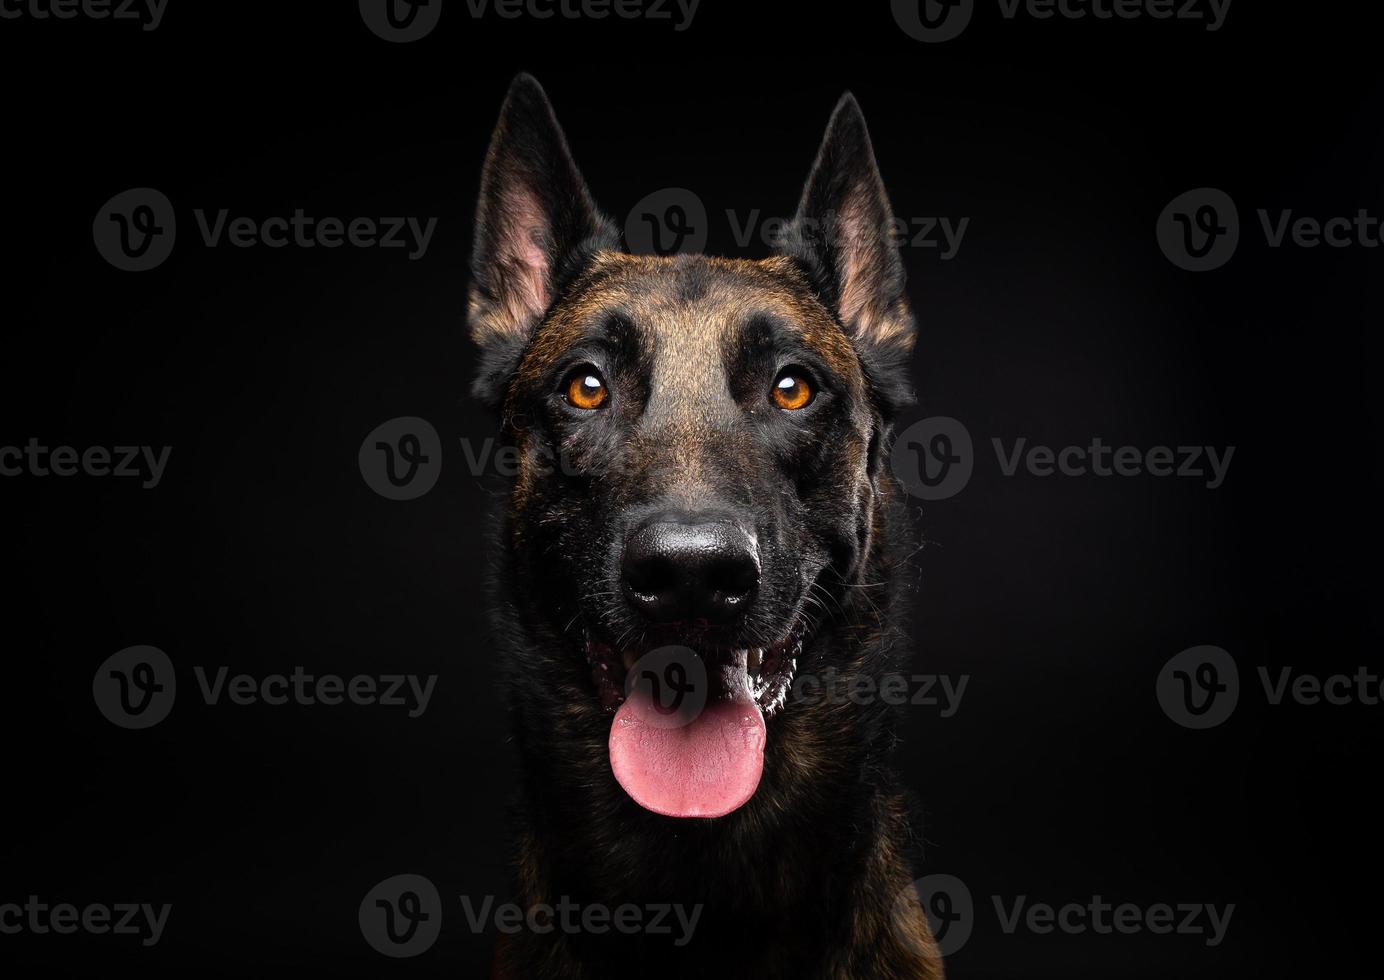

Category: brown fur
[471, 75, 943, 979]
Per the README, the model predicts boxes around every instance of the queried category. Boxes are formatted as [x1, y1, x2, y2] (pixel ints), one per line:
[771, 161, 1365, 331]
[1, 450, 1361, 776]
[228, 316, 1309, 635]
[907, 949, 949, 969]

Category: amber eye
[564, 368, 608, 410]
[771, 370, 814, 411]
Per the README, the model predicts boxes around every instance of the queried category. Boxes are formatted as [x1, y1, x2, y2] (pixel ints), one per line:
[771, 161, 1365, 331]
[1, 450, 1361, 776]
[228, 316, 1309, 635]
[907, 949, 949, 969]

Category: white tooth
[621, 650, 637, 672]
[747, 648, 763, 673]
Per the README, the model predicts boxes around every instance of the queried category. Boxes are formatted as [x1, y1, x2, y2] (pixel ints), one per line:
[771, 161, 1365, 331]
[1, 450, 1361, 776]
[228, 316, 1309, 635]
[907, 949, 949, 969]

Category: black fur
[469, 75, 941, 980]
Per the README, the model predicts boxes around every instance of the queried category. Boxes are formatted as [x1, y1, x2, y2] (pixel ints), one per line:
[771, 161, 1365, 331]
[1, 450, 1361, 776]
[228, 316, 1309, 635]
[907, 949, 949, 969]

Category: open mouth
[585, 620, 806, 820]
[585, 622, 804, 717]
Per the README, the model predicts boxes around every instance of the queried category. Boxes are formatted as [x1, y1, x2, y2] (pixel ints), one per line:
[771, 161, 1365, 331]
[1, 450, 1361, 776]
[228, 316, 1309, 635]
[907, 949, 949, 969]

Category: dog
[468, 73, 942, 979]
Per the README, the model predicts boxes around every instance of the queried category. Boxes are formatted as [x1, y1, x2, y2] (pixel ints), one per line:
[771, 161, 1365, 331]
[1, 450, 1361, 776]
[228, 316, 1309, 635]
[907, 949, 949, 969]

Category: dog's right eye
[563, 367, 609, 411]
[771, 369, 815, 411]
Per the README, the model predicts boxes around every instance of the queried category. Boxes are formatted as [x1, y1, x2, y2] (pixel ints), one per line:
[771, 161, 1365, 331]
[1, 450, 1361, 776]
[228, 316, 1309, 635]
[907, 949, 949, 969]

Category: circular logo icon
[359, 0, 442, 42]
[896, 873, 973, 959]
[93, 645, 176, 729]
[359, 873, 441, 958]
[624, 646, 708, 729]
[624, 188, 709, 257]
[1156, 645, 1239, 729]
[93, 188, 176, 272]
[891, 416, 974, 501]
[1157, 188, 1240, 272]
[892, 0, 975, 43]
[359, 417, 442, 501]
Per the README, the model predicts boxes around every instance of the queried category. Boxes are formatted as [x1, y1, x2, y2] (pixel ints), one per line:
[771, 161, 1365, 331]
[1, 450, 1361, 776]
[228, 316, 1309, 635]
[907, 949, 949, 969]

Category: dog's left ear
[779, 94, 916, 409]
[468, 73, 619, 407]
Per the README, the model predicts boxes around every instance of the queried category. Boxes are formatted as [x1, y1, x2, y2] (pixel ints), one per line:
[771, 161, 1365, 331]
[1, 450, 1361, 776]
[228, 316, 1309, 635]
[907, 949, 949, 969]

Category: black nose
[622, 518, 760, 626]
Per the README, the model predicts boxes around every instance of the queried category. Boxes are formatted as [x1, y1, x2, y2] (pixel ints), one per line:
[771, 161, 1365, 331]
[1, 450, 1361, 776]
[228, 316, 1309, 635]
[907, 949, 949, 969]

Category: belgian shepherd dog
[469, 74, 942, 979]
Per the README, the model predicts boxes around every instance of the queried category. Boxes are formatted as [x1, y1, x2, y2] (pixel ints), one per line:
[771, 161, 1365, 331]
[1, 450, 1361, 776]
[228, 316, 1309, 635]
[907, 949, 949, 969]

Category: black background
[2, 1, 1380, 976]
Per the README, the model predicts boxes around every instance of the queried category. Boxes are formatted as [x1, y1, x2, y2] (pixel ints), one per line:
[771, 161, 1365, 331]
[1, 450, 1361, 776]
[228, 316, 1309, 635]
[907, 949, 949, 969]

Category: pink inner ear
[497, 185, 552, 324]
[835, 189, 876, 326]
[833, 186, 913, 351]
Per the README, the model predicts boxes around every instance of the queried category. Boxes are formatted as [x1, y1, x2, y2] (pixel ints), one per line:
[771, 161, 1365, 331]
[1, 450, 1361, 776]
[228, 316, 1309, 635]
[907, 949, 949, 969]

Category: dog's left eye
[771, 370, 814, 411]
[563, 367, 609, 410]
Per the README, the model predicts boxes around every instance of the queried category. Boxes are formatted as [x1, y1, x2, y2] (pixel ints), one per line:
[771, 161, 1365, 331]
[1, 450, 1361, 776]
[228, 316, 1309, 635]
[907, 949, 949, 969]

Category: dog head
[469, 74, 916, 820]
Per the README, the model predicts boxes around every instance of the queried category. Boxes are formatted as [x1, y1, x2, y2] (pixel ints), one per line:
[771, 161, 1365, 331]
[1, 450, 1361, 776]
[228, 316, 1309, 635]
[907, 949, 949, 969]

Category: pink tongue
[609, 687, 766, 819]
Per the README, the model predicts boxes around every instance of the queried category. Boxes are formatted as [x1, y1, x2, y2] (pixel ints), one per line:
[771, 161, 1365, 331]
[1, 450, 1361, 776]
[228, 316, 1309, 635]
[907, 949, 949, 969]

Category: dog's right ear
[468, 73, 618, 408]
